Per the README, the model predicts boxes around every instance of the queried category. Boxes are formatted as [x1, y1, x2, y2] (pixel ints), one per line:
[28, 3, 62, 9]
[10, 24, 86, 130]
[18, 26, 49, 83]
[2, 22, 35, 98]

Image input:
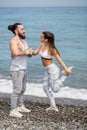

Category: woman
[32, 31, 72, 112]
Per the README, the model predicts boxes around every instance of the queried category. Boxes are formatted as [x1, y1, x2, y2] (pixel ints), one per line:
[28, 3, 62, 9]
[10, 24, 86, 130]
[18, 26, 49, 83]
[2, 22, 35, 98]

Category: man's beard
[18, 33, 26, 39]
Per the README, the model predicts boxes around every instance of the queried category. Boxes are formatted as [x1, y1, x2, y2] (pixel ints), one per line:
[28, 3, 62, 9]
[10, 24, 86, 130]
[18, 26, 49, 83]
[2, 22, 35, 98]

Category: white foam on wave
[0, 79, 87, 100]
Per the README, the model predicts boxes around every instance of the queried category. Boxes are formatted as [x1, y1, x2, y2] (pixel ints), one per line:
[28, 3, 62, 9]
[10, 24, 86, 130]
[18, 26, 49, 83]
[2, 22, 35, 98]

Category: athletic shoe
[61, 66, 74, 75]
[46, 106, 59, 112]
[17, 105, 31, 113]
[10, 108, 23, 118]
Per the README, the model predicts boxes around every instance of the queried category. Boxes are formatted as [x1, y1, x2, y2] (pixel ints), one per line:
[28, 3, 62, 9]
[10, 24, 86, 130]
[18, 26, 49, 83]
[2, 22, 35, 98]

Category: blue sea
[0, 7, 87, 100]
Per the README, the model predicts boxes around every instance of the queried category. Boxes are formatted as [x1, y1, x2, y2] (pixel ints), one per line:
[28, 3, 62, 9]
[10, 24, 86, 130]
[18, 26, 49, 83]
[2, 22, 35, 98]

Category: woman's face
[40, 34, 45, 43]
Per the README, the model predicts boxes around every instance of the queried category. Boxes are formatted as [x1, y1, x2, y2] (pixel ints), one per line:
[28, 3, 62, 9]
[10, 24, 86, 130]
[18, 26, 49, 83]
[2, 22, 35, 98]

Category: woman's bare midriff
[41, 58, 53, 67]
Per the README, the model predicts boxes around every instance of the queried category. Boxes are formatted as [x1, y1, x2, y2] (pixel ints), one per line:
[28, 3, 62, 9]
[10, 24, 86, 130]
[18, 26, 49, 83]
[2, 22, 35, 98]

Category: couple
[8, 23, 72, 118]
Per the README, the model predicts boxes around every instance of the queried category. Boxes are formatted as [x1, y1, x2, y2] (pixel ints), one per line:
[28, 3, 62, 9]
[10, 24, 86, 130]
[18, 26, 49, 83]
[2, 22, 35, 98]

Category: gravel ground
[0, 97, 87, 130]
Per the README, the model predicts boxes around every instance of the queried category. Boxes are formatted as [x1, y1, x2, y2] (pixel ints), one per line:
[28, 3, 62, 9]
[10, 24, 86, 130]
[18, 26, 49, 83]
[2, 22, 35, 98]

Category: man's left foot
[17, 105, 31, 113]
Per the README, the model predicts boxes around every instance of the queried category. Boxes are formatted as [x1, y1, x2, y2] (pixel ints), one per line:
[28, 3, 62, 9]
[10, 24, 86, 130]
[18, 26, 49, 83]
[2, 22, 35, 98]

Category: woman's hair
[42, 31, 60, 56]
[8, 23, 22, 34]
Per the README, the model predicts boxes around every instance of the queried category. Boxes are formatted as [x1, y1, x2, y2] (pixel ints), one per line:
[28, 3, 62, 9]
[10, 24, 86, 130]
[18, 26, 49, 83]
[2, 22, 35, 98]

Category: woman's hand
[65, 68, 71, 76]
[62, 66, 74, 76]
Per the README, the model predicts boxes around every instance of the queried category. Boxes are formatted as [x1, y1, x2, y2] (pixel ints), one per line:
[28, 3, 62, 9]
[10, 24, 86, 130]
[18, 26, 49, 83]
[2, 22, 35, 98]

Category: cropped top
[39, 50, 52, 60]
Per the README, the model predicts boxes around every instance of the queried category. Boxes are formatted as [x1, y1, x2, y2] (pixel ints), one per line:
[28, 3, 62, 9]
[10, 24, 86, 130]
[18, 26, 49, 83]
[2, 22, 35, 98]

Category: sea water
[0, 7, 87, 100]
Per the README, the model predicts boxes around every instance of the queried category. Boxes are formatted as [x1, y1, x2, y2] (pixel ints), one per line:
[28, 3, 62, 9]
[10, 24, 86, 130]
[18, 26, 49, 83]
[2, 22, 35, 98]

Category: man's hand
[25, 48, 33, 57]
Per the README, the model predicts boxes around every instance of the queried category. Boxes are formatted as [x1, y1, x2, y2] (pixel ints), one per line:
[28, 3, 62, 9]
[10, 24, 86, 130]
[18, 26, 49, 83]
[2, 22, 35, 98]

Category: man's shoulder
[10, 37, 18, 44]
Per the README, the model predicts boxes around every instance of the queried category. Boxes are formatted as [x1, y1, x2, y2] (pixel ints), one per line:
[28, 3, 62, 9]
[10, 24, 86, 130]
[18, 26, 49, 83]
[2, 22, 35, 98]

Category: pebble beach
[0, 97, 87, 130]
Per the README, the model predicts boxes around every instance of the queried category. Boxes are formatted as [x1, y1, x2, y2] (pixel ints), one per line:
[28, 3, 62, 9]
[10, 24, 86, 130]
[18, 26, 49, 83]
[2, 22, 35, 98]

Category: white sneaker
[10, 108, 23, 118]
[17, 105, 31, 113]
[61, 66, 74, 75]
[46, 106, 59, 112]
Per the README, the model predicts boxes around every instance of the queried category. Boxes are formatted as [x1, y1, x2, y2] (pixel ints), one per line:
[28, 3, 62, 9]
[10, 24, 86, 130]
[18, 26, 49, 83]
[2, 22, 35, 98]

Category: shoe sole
[9, 113, 22, 118]
[17, 110, 31, 113]
[46, 109, 59, 112]
[46, 107, 59, 112]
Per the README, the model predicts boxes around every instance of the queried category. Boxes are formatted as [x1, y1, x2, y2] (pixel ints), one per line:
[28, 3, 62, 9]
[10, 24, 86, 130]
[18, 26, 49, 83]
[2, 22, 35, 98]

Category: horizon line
[0, 6, 87, 7]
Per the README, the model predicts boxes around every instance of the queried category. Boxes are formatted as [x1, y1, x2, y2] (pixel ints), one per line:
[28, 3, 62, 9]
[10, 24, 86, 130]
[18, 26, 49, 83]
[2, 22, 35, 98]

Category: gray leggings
[10, 70, 27, 109]
[43, 63, 66, 106]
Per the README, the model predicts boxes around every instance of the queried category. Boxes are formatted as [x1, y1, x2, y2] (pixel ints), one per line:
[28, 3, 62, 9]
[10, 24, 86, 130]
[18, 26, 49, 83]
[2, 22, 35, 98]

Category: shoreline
[0, 96, 87, 130]
[0, 92, 87, 107]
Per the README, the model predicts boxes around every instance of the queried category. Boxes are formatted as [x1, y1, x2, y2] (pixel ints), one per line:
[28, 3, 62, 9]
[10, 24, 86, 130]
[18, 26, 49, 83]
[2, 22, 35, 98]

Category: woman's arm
[54, 48, 71, 76]
[32, 43, 42, 55]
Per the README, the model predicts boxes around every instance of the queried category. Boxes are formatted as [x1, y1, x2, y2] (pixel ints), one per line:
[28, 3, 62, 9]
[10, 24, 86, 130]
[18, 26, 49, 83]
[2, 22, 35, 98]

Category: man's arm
[10, 39, 30, 58]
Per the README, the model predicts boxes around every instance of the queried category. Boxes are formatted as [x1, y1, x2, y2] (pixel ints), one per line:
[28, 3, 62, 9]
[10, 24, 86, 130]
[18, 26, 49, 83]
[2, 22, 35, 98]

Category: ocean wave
[0, 79, 87, 100]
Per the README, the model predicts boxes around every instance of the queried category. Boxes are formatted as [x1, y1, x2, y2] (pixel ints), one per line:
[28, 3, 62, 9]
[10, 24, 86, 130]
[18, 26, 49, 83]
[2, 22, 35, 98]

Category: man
[8, 23, 32, 118]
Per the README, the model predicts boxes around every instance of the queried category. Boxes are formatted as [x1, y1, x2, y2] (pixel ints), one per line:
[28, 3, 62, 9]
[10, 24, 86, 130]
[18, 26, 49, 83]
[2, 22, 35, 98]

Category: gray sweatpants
[10, 70, 27, 109]
[43, 63, 67, 106]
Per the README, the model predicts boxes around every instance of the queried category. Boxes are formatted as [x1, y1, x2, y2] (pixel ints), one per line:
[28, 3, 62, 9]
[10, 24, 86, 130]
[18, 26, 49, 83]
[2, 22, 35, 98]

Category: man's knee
[13, 88, 22, 95]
